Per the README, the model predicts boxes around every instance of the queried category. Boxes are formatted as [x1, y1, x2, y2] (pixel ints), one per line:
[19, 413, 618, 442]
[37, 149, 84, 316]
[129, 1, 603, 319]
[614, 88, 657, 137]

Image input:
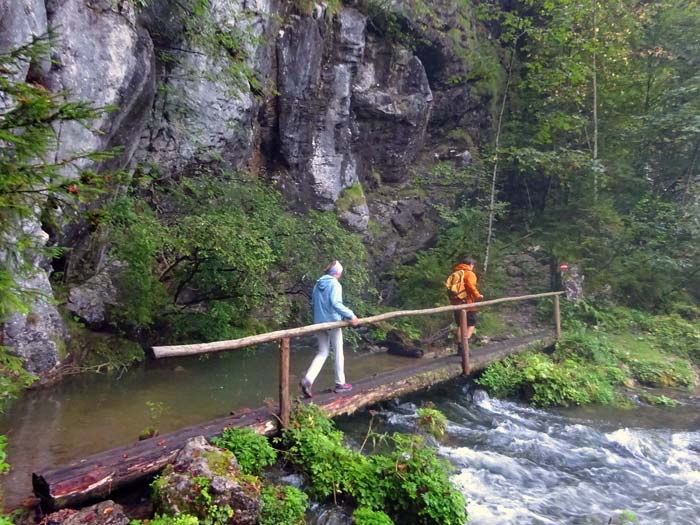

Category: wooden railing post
[279, 337, 290, 428]
[459, 309, 470, 375]
[553, 295, 561, 340]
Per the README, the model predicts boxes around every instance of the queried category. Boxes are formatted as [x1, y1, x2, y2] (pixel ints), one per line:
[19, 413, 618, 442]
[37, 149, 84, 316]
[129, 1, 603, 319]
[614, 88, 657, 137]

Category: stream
[2, 345, 700, 524]
[336, 382, 700, 525]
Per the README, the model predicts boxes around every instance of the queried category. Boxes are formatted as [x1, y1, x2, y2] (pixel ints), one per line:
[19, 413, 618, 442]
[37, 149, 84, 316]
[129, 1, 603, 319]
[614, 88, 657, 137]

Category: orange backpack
[445, 270, 467, 300]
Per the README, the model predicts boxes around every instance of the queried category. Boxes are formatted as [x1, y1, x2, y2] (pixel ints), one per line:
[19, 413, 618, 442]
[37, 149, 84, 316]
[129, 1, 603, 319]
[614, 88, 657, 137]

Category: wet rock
[154, 436, 260, 525]
[44, 501, 129, 525]
[382, 330, 424, 358]
[469, 388, 490, 404]
[66, 262, 125, 326]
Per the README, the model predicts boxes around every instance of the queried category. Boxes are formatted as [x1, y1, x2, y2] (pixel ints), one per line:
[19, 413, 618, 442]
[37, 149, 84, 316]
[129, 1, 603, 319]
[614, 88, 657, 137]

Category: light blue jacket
[312, 274, 355, 323]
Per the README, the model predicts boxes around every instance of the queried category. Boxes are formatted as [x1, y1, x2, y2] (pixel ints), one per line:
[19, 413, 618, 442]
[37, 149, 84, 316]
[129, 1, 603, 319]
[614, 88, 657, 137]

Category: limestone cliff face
[0, 0, 491, 375]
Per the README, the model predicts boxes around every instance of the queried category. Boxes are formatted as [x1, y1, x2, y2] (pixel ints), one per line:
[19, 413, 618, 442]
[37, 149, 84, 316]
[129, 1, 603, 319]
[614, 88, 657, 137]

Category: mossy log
[33, 331, 553, 511]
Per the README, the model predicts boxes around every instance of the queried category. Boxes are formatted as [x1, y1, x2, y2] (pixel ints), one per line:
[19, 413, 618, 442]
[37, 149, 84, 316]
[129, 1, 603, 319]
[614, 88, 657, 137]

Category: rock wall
[1, 0, 490, 375]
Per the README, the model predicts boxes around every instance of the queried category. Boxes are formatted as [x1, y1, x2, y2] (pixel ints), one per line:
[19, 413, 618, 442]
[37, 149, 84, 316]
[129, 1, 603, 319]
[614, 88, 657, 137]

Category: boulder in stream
[43, 501, 129, 525]
[152, 436, 260, 525]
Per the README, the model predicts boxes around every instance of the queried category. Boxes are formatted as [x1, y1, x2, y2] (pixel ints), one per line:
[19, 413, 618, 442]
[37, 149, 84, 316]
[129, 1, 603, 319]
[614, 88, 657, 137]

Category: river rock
[154, 436, 260, 525]
[43, 501, 129, 525]
[382, 330, 424, 358]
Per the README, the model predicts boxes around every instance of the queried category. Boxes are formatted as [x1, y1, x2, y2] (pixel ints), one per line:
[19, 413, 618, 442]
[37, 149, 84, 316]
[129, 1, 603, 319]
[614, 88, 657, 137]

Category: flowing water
[0, 339, 411, 508]
[3, 346, 700, 524]
[336, 382, 700, 525]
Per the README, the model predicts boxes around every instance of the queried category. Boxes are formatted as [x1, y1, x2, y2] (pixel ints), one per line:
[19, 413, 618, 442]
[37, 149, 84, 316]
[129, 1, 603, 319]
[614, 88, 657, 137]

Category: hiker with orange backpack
[445, 257, 484, 349]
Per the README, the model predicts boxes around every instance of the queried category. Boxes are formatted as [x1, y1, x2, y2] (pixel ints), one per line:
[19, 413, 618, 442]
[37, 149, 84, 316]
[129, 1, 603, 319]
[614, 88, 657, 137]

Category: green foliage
[364, 0, 419, 50]
[174, 0, 265, 98]
[353, 507, 394, 525]
[0, 436, 8, 476]
[66, 320, 144, 373]
[281, 404, 378, 506]
[370, 433, 467, 525]
[210, 428, 277, 476]
[294, 0, 342, 16]
[131, 514, 200, 525]
[336, 183, 366, 213]
[637, 393, 679, 407]
[0, 35, 112, 321]
[477, 341, 624, 407]
[0, 436, 12, 523]
[648, 314, 700, 363]
[415, 408, 448, 440]
[0, 347, 36, 411]
[190, 476, 235, 525]
[481, 300, 700, 406]
[616, 510, 638, 524]
[281, 404, 467, 525]
[259, 485, 308, 525]
[625, 357, 693, 389]
[104, 171, 373, 342]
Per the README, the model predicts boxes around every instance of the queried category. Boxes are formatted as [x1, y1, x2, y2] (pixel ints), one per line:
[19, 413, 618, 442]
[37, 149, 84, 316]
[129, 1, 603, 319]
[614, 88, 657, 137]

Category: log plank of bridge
[33, 331, 554, 511]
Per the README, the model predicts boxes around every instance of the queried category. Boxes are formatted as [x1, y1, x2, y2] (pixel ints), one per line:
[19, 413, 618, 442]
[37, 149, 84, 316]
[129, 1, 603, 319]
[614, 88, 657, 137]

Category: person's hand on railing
[350, 315, 359, 327]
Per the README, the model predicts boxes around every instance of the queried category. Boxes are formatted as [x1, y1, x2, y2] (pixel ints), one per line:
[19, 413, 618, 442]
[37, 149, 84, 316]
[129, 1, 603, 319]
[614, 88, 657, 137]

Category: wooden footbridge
[32, 292, 563, 511]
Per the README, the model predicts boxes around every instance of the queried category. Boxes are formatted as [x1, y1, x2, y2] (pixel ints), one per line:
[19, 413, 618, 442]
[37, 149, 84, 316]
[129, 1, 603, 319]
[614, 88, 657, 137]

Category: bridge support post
[459, 309, 470, 375]
[279, 337, 290, 428]
[554, 295, 561, 340]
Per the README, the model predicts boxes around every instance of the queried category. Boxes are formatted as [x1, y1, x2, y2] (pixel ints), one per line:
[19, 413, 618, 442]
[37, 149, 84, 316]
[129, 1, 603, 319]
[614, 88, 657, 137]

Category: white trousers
[304, 328, 345, 386]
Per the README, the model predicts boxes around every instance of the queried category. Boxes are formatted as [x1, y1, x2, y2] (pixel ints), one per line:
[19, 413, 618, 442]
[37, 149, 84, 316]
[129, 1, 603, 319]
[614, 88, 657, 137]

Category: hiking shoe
[300, 379, 313, 398]
[334, 383, 353, 393]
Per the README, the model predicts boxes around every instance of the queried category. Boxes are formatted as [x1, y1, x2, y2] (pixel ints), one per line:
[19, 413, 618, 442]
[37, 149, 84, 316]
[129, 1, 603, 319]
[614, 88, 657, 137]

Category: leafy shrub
[259, 485, 308, 525]
[650, 314, 700, 362]
[0, 349, 36, 411]
[281, 405, 379, 506]
[105, 173, 374, 342]
[353, 507, 394, 525]
[625, 357, 693, 388]
[0, 35, 110, 321]
[370, 433, 467, 525]
[0, 436, 8, 475]
[130, 514, 199, 525]
[474, 358, 523, 398]
[416, 408, 448, 440]
[553, 330, 616, 366]
[637, 393, 679, 407]
[477, 349, 624, 407]
[281, 404, 467, 525]
[210, 428, 277, 476]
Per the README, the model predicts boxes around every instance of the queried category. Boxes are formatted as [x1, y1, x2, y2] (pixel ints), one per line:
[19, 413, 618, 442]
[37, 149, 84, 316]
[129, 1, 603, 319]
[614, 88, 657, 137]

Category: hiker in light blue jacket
[300, 260, 359, 398]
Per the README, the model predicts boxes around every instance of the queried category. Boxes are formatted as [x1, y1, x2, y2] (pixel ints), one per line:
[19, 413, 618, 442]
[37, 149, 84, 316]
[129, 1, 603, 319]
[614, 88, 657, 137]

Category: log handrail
[152, 291, 564, 358]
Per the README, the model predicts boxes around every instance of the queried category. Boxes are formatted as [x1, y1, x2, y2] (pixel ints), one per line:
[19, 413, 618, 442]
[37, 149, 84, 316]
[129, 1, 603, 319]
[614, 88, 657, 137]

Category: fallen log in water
[33, 331, 553, 511]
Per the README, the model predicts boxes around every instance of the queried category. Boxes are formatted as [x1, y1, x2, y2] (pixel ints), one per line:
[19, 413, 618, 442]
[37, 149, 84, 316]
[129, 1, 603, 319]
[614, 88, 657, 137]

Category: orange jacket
[450, 263, 483, 306]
